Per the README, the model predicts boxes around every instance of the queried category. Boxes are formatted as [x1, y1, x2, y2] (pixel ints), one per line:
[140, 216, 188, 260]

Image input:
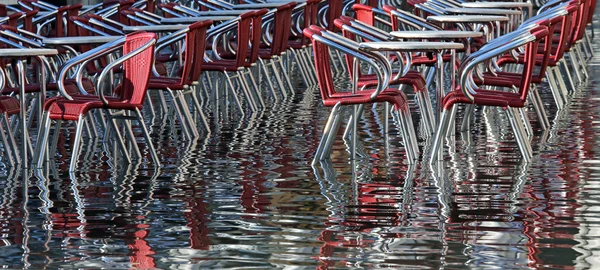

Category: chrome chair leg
[417, 90, 436, 136]
[106, 111, 131, 165]
[321, 106, 345, 161]
[3, 114, 20, 164]
[429, 107, 452, 164]
[553, 65, 570, 101]
[505, 107, 532, 162]
[0, 117, 15, 167]
[312, 103, 342, 165]
[460, 104, 475, 132]
[223, 72, 246, 115]
[258, 58, 279, 100]
[545, 68, 565, 109]
[135, 108, 160, 166]
[560, 58, 577, 92]
[568, 51, 583, 85]
[68, 115, 86, 171]
[529, 85, 550, 130]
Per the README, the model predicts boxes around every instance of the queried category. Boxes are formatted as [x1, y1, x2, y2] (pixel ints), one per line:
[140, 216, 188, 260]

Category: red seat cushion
[0, 96, 20, 115]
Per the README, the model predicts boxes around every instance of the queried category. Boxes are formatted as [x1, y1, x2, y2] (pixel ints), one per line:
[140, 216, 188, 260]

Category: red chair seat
[2, 78, 96, 96]
[202, 60, 241, 72]
[45, 95, 143, 121]
[0, 96, 20, 115]
[322, 88, 409, 110]
[443, 88, 526, 110]
[148, 77, 184, 90]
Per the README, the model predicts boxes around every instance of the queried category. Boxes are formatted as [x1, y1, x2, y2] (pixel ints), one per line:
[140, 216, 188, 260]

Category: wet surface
[2, 32, 600, 270]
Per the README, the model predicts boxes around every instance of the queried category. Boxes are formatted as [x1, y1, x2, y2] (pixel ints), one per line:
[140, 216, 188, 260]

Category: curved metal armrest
[56, 37, 126, 101]
[152, 28, 189, 76]
[459, 33, 536, 101]
[89, 18, 125, 35]
[390, 30, 483, 39]
[359, 41, 463, 52]
[316, 34, 390, 100]
[0, 30, 43, 48]
[334, 23, 406, 76]
[445, 7, 522, 16]
[427, 15, 509, 23]
[96, 37, 156, 106]
[80, 3, 104, 15]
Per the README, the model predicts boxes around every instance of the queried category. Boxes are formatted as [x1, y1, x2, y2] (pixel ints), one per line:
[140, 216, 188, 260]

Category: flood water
[2, 32, 600, 270]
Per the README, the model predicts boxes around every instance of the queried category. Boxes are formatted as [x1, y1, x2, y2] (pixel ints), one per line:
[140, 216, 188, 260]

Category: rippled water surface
[2, 31, 600, 270]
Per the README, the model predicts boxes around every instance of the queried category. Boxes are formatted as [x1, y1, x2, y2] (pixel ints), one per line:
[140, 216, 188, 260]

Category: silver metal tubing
[568, 51, 583, 85]
[429, 108, 452, 164]
[553, 65, 570, 102]
[313, 103, 342, 165]
[321, 107, 345, 161]
[134, 108, 160, 166]
[68, 115, 86, 171]
[460, 104, 475, 132]
[506, 107, 532, 162]
[0, 116, 15, 167]
[106, 111, 132, 165]
[559, 58, 577, 92]
[258, 58, 279, 100]
[545, 68, 565, 110]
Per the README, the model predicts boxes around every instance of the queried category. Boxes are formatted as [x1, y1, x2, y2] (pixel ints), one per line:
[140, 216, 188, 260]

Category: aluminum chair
[33, 32, 158, 171]
[304, 25, 419, 165]
[429, 26, 550, 163]
[148, 20, 213, 140]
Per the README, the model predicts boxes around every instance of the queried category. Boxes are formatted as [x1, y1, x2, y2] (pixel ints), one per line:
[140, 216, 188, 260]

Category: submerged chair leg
[134, 108, 160, 166]
[505, 107, 533, 162]
[33, 111, 51, 168]
[546, 68, 565, 109]
[68, 115, 86, 171]
[3, 114, 19, 164]
[0, 119, 14, 167]
[429, 107, 453, 164]
[312, 103, 342, 165]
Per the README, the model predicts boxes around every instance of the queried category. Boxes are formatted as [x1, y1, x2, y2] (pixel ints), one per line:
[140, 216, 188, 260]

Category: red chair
[33, 32, 158, 171]
[334, 16, 436, 135]
[0, 67, 21, 166]
[304, 25, 418, 164]
[148, 20, 213, 140]
[203, 11, 261, 112]
[285, 0, 320, 86]
[429, 26, 550, 163]
[253, 3, 297, 98]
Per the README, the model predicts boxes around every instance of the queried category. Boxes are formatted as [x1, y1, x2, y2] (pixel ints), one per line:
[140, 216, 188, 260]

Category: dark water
[2, 35, 600, 270]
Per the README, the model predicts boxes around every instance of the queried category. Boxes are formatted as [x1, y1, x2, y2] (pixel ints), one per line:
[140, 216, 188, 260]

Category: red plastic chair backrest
[145, 0, 156, 13]
[352, 4, 375, 26]
[325, 0, 343, 31]
[20, 0, 38, 12]
[230, 11, 255, 68]
[271, 2, 297, 55]
[249, 9, 268, 64]
[118, 0, 135, 24]
[304, 25, 336, 102]
[7, 12, 22, 28]
[297, 0, 321, 45]
[181, 20, 213, 86]
[517, 26, 549, 102]
[571, 0, 588, 43]
[120, 32, 156, 106]
[0, 4, 7, 17]
[551, 3, 579, 64]
[23, 10, 38, 33]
